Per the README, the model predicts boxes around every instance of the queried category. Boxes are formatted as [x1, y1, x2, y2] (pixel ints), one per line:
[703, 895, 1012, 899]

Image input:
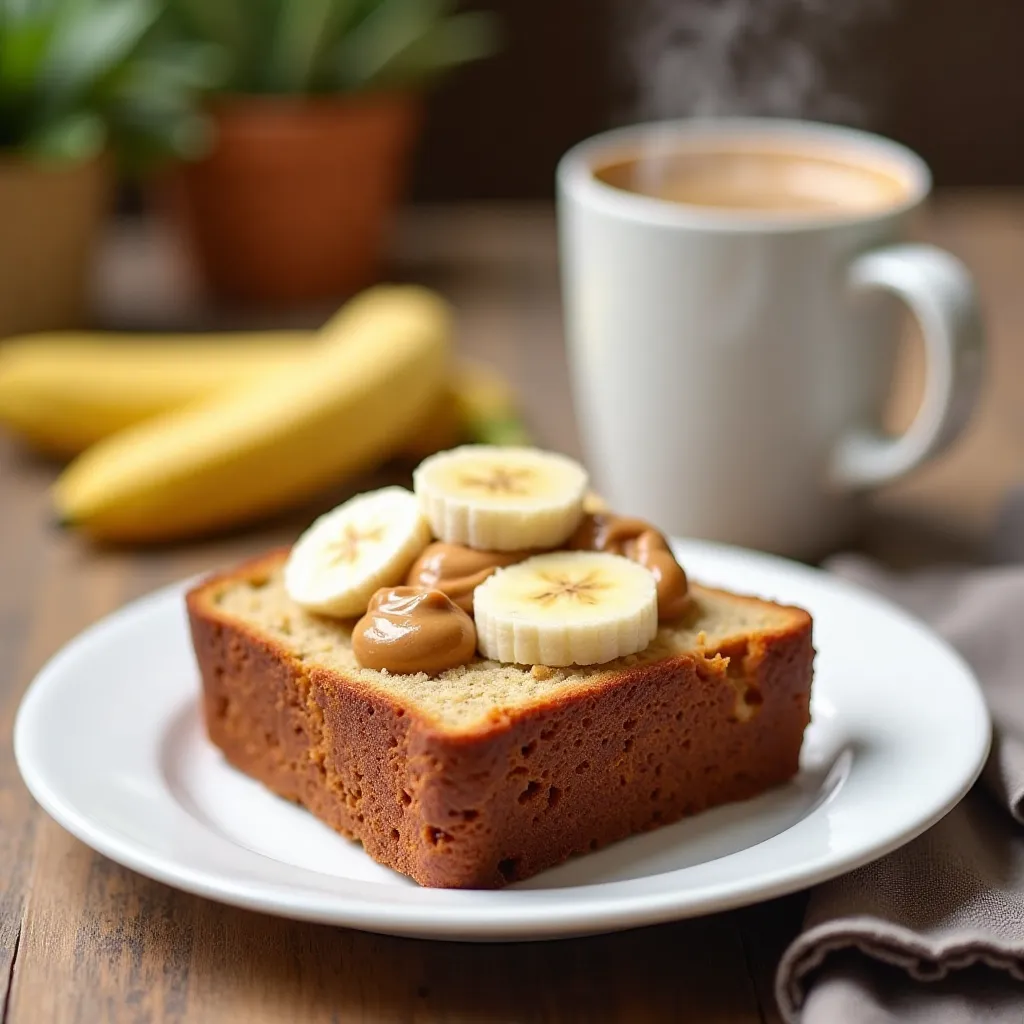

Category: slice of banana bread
[187, 548, 813, 888]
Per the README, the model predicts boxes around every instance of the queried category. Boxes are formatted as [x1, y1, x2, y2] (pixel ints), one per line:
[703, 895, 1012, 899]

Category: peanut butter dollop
[405, 541, 530, 613]
[569, 513, 690, 620]
[352, 586, 477, 676]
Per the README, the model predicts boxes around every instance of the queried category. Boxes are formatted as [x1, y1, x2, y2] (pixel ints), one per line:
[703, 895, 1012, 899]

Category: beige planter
[0, 156, 111, 338]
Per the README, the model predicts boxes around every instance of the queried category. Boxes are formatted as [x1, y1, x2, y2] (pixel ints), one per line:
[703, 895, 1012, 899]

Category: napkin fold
[776, 551, 1024, 1023]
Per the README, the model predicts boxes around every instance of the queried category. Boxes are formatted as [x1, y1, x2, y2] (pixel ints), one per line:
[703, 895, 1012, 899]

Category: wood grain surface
[2, 196, 1023, 1022]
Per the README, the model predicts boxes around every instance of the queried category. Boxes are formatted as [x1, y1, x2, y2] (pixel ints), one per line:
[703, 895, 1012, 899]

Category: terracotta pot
[0, 156, 110, 338]
[172, 94, 421, 304]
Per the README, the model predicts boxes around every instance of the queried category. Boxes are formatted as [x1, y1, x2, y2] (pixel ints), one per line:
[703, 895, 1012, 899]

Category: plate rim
[14, 538, 992, 940]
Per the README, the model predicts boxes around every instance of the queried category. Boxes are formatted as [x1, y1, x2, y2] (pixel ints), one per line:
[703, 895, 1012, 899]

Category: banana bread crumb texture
[188, 549, 813, 888]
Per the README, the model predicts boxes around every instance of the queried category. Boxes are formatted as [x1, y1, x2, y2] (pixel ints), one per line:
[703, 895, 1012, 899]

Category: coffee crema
[594, 143, 911, 216]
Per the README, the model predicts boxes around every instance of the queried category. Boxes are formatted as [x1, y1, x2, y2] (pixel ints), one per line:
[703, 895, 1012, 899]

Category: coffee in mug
[557, 120, 984, 558]
[593, 141, 911, 215]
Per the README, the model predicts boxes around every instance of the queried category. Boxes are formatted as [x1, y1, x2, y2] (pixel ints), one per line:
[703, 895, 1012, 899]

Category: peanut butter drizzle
[569, 513, 690, 620]
[405, 541, 530, 613]
[352, 586, 477, 676]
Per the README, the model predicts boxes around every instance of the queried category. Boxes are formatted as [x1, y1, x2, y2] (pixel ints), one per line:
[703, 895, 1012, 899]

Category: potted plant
[0, 0, 216, 338]
[165, 0, 498, 304]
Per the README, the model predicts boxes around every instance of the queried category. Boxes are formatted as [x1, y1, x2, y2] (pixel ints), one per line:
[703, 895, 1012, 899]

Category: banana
[0, 333, 524, 458]
[413, 445, 587, 551]
[397, 388, 464, 461]
[0, 331, 308, 456]
[53, 286, 449, 542]
[473, 551, 658, 666]
[284, 487, 431, 617]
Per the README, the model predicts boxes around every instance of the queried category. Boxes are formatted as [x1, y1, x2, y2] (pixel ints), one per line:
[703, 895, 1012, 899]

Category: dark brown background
[411, 0, 1024, 199]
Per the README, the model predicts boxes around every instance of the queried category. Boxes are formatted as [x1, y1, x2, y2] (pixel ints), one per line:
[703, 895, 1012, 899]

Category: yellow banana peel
[54, 286, 450, 542]
[0, 333, 526, 458]
[0, 331, 309, 456]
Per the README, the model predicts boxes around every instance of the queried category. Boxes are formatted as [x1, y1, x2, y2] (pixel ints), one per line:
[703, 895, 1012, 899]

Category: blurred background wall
[412, 0, 1024, 200]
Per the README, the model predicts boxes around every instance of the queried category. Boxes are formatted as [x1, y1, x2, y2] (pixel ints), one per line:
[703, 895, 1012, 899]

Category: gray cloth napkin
[776, 546, 1024, 1023]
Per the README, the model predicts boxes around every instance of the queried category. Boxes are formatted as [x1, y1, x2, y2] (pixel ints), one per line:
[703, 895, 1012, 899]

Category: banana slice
[473, 551, 658, 666]
[284, 487, 431, 617]
[413, 445, 588, 551]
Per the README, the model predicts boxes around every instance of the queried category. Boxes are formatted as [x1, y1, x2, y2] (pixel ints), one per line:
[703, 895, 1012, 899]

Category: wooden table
[2, 196, 1023, 1023]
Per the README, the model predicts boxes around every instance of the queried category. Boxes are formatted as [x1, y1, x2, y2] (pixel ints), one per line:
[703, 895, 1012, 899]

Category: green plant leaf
[267, 0, 355, 93]
[331, 0, 450, 89]
[169, 0, 248, 55]
[0, 0, 38, 25]
[42, 0, 161, 105]
[0, 0, 219, 170]
[160, 0, 497, 95]
[0, 19, 49, 92]
[115, 43, 225, 96]
[25, 108, 104, 161]
[370, 10, 498, 86]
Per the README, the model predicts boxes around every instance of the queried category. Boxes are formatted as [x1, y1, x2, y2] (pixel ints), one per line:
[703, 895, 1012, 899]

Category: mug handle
[828, 243, 985, 490]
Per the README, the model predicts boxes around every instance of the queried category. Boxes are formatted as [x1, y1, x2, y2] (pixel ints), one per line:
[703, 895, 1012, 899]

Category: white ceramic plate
[15, 539, 989, 941]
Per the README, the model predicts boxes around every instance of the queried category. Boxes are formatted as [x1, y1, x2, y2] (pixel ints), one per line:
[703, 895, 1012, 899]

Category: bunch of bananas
[0, 286, 529, 543]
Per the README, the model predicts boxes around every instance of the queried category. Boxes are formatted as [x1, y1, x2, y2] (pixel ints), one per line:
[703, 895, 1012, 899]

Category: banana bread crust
[187, 552, 813, 888]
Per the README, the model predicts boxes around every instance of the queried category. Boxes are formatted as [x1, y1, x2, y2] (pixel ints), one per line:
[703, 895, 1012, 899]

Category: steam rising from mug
[620, 0, 890, 123]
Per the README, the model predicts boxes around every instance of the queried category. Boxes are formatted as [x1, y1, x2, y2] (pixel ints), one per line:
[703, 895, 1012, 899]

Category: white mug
[557, 119, 984, 558]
